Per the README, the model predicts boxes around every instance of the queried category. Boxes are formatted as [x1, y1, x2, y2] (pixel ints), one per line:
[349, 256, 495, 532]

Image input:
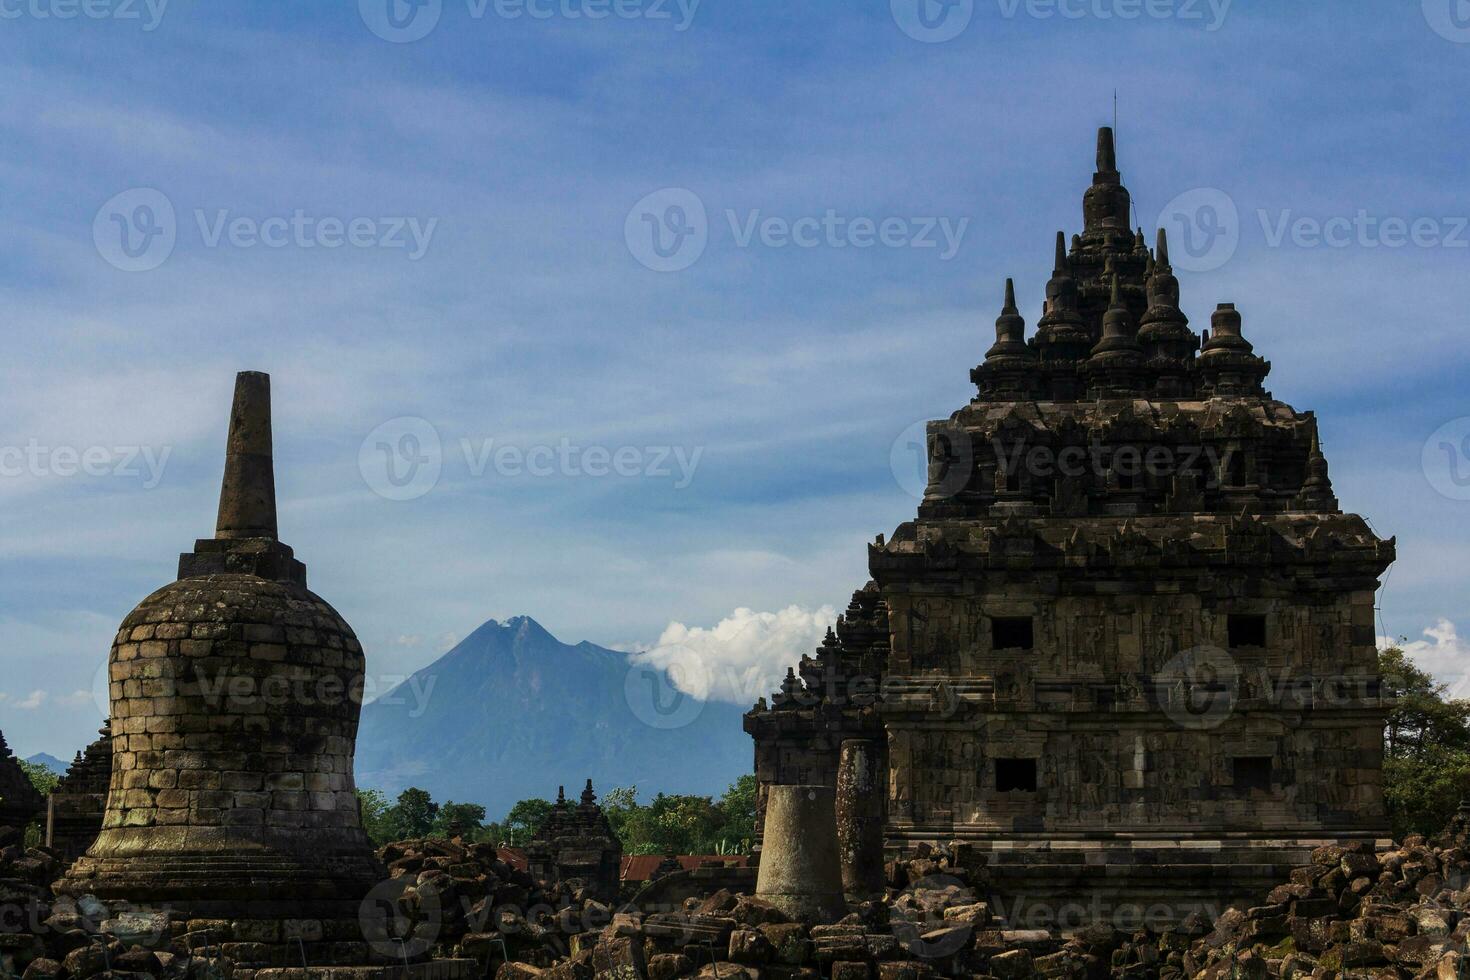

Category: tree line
[355, 774, 758, 854]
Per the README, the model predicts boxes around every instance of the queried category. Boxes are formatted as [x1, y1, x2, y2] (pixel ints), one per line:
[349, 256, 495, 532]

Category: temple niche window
[1232, 756, 1273, 792]
[996, 758, 1038, 792]
[1228, 613, 1268, 649]
[992, 616, 1035, 651]
[1224, 448, 1249, 487]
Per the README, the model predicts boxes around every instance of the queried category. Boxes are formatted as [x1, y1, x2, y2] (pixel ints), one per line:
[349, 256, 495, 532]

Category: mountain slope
[354, 617, 753, 817]
[25, 753, 66, 773]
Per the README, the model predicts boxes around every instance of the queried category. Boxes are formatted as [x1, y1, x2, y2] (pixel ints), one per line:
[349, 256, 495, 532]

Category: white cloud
[1380, 620, 1470, 698]
[15, 691, 46, 710]
[630, 605, 838, 705]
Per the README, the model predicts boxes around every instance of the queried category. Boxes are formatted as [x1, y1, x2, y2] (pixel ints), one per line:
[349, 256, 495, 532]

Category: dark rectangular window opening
[992, 616, 1034, 651]
[1228, 613, 1268, 648]
[1225, 451, 1248, 487]
[996, 758, 1037, 793]
[1005, 471, 1022, 493]
[1232, 757, 1272, 792]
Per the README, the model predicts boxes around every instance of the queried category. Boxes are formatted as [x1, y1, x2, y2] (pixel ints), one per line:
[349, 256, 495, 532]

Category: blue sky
[2, 0, 1468, 758]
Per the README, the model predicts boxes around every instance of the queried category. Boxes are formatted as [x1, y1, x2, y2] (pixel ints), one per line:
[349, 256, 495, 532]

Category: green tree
[21, 760, 60, 797]
[714, 775, 757, 853]
[388, 787, 440, 840]
[357, 788, 395, 846]
[1380, 645, 1470, 838]
[500, 798, 553, 847]
[432, 801, 487, 839]
[19, 761, 59, 848]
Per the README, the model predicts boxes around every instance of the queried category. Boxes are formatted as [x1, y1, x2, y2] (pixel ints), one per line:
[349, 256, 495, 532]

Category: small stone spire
[1083, 126, 1133, 244]
[581, 779, 597, 807]
[1296, 425, 1339, 512]
[1094, 274, 1139, 353]
[557, 785, 567, 806]
[1139, 227, 1198, 398]
[1036, 233, 1093, 398]
[974, 278, 1038, 400]
[215, 371, 278, 541]
[1086, 273, 1145, 397]
[178, 372, 307, 585]
[1097, 125, 1118, 174]
[1198, 303, 1270, 396]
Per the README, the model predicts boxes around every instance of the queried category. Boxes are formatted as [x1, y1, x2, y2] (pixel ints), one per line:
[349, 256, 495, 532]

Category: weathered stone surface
[745, 126, 1394, 925]
[55, 373, 383, 930]
[753, 786, 845, 923]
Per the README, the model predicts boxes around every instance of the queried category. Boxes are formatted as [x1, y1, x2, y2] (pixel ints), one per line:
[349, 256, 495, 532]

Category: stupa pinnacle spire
[1297, 424, 1339, 512]
[1097, 125, 1118, 174]
[179, 372, 305, 585]
[215, 371, 277, 540]
[975, 277, 1037, 399]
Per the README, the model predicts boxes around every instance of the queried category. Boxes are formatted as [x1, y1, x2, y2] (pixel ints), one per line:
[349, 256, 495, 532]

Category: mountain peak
[357, 616, 750, 817]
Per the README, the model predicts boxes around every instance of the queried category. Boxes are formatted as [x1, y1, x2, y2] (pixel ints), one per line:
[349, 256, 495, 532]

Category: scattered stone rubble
[376, 835, 619, 972]
[12, 816, 1470, 979]
[0, 823, 201, 980]
[482, 828, 1470, 980]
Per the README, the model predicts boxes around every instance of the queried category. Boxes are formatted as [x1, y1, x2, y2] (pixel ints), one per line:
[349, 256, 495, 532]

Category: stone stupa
[56, 372, 389, 963]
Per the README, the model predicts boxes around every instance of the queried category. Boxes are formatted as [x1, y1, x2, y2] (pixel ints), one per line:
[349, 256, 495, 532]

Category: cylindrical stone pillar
[754, 785, 846, 923]
[836, 738, 884, 897]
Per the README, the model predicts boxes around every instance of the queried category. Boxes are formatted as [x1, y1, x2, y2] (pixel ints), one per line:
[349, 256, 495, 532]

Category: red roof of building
[498, 847, 528, 872]
[619, 854, 750, 882]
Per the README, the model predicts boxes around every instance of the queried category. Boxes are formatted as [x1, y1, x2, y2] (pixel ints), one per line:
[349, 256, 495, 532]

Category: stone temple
[56, 372, 390, 965]
[745, 127, 1396, 923]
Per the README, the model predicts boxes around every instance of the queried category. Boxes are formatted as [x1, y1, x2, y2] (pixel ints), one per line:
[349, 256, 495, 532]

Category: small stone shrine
[525, 780, 623, 903]
[46, 721, 112, 862]
[0, 728, 44, 831]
